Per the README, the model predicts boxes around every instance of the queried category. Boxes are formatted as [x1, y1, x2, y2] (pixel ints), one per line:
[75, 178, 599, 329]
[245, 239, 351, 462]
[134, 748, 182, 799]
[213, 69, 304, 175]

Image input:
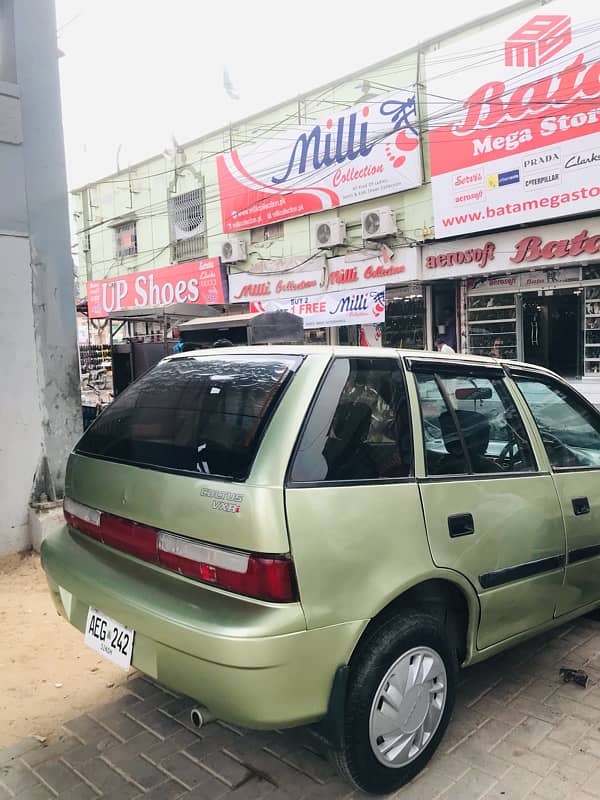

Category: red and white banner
[216, 88, 421, 233]
[427, 2, 600, 237]
[327, 247, 418, 290]
[228, 268, 325, 303]
[423, 217, 600, 279]
[250, 286, 386, 329]
[86, 258, 227, 319]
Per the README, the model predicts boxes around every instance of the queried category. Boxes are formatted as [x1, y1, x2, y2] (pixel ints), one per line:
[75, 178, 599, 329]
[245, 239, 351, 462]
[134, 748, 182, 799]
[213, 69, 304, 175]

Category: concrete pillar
[0, 0, 81, 555]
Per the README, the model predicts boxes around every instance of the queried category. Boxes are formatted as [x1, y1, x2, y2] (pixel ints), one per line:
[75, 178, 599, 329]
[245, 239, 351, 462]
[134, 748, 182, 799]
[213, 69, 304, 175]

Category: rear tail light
[63, 498, 297, 603]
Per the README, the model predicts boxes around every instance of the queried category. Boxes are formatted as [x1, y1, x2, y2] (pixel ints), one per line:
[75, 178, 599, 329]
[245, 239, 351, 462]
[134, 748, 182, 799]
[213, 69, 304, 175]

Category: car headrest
[331, 401, 372, 447]
[440, 409, 490, 458]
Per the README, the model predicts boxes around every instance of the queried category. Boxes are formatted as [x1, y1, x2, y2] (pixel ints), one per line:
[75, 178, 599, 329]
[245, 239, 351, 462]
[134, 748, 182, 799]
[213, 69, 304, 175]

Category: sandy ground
[0, 551, 128, 748]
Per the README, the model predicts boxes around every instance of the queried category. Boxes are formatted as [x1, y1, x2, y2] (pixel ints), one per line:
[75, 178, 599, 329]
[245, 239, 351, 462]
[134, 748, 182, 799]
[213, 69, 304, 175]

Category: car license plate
[84, 607, 134, 671]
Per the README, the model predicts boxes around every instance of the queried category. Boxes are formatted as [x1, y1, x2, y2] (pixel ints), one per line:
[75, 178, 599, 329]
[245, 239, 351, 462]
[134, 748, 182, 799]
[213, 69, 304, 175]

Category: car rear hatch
[63, 352, 305, 603]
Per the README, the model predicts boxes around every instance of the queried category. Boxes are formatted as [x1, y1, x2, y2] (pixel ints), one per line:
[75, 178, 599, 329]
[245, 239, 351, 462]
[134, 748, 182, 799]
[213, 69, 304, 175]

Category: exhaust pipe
[190, 706, 215, 729]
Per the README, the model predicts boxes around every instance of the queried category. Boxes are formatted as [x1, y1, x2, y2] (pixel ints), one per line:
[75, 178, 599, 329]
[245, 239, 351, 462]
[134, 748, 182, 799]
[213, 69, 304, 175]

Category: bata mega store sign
[427, 3, 600, 237]
[216, 88, 421, 233]
[327, 247, 418, 290]
[86, 258, 227, 319]
[424, 218, 600, 279]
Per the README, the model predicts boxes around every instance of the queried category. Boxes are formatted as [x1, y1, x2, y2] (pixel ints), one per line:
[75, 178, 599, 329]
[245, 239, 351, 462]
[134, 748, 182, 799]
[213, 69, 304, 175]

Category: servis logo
[270, 96, 419, 185]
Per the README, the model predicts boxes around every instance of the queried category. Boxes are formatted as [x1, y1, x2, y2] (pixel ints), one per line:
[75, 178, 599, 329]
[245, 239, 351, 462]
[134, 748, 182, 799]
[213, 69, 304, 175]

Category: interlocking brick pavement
[2, 618, 600, 799]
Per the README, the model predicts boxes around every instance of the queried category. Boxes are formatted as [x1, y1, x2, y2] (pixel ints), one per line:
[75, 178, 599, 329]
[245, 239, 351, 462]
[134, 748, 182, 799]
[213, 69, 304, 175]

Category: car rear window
[76, 354, 302, 481]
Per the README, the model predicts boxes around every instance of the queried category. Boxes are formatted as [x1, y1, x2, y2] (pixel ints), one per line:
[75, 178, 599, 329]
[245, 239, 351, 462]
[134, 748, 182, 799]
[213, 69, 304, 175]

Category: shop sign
[426, 2, 600, 237]
[216, 86, 422, 233]
[228, 267, 325, 303]
[468, 267, 581, 293]
[249, 286, 386, 329]
[327, 247, 418, 290]
[86, 258, 227, 319]
[424, 218, 600, 279]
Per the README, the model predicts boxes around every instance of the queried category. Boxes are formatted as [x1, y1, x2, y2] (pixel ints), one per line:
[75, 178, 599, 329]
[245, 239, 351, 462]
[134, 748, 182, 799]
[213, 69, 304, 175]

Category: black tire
[332, 610, 458, 795]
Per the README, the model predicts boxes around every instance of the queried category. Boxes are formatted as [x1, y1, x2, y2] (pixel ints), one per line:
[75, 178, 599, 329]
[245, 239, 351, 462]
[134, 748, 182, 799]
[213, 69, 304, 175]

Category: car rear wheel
[332, 610, 458, 795]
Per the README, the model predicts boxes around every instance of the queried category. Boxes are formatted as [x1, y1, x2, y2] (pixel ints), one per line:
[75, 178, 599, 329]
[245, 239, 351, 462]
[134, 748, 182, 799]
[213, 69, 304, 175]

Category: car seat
[438, 409, 502, 475]
[324, 401, 378, 480]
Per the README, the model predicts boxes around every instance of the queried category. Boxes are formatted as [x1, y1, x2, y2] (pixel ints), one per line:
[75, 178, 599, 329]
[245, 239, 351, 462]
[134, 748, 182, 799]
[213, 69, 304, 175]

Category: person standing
[435, 337, 455, 354]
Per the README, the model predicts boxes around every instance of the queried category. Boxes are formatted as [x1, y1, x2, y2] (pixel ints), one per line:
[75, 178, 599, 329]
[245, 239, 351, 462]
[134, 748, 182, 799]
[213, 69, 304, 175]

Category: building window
[251, 222, 284, 243]
[169, 188, 206, 261]
[114, 221, 137, 258]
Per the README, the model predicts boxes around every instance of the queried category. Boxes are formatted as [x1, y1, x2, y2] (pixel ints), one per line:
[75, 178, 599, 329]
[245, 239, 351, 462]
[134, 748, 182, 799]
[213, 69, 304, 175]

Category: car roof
[165, 345, 556, 377]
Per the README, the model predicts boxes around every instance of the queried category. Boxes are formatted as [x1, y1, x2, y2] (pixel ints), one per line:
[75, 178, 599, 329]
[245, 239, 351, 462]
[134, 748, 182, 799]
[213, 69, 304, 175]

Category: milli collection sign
[427, 2, 600, 237]
[250, 286, 387, 329]
[216, 88, 422, 233]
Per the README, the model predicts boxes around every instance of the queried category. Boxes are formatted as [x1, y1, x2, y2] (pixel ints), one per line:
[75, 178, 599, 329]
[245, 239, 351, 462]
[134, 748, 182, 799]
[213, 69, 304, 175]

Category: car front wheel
[332, 610, 458, 795]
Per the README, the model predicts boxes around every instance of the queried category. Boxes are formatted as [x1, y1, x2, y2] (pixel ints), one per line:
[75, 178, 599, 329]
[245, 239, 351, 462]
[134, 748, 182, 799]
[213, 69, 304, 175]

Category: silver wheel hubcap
[369, 646, 447, 767]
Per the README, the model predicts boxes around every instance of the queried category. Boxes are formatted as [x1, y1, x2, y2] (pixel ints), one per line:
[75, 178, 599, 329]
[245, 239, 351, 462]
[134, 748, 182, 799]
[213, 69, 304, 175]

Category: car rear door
[511, 370, 600, 616]
[407, 357, 567, 651]
[284, 354, 432, 630]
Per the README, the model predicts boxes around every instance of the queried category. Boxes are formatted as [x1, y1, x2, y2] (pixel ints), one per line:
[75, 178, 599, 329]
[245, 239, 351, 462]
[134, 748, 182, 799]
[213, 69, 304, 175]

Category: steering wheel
[498, 440, 519, 471]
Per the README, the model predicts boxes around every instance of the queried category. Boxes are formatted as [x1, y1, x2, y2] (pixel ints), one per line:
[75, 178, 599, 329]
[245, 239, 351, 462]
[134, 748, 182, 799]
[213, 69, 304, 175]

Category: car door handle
[448, 513, 475, 538]
[572, 497, 590, 516]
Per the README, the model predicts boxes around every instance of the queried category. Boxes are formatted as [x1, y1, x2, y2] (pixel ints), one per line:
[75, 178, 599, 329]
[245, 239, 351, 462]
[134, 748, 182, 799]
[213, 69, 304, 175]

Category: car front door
[512, 371, 600, 616]
[408, 358, 567, 651]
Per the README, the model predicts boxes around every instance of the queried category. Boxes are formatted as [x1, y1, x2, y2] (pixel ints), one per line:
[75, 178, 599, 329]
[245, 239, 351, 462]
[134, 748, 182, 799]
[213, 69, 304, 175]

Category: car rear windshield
[76, 354, 302, 481]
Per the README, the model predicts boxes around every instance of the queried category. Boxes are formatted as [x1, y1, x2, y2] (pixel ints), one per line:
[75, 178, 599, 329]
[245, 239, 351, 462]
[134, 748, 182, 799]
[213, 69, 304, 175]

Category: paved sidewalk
[2, 618, 600, 799]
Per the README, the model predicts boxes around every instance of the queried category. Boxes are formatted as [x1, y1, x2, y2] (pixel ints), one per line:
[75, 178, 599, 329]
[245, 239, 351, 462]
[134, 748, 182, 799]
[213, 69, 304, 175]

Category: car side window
[515, 377, 600, 469]
[415, 371, 536, 476]
[290, 357, 412, 483]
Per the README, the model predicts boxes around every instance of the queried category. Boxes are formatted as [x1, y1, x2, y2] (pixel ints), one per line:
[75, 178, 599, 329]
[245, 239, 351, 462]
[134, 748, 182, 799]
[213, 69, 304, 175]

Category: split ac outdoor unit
[221, 239, 246, 263]
[361, 207, 397, 240]
[314, 220, 346, 248]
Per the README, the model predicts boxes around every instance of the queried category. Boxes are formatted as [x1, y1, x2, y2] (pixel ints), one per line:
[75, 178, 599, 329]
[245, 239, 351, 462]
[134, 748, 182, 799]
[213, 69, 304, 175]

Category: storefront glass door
[522, 291, 582, 378]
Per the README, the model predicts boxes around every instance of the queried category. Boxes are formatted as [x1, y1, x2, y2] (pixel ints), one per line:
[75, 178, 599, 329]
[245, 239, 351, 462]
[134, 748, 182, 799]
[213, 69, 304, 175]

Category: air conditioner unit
[314, 219, 346, 248]
[361, 207, 397, 240]
[221, 238, 246, 263]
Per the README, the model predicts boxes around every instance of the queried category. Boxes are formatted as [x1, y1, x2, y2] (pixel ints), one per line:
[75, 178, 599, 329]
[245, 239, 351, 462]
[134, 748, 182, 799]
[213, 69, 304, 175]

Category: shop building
[423, 218, 600, 402]
[71, 0, 600, 398]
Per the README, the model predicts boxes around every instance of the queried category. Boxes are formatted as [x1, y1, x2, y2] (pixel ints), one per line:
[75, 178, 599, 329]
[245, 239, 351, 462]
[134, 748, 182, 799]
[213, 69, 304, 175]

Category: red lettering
[454, 53, 600, 134]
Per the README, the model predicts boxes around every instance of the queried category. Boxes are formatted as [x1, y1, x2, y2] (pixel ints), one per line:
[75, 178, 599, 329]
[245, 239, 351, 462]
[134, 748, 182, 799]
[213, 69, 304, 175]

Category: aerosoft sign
[216, 88, 422, 233]
[427, 3, 600, 237]
[250, 286, 386, 329]
[86, 258, 227, 319]
[423, 218, 600, 279]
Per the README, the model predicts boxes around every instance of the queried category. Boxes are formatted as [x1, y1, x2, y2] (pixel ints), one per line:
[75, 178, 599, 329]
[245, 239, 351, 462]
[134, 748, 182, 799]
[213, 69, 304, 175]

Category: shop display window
[584, 287, 600, 375]
[467, 293, 517, 359]
[382, 288, 424, 349]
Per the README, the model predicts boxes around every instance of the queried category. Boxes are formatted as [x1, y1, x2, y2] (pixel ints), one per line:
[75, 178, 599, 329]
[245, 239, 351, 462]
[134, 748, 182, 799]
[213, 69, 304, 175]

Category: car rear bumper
[41, 526, 365, 728]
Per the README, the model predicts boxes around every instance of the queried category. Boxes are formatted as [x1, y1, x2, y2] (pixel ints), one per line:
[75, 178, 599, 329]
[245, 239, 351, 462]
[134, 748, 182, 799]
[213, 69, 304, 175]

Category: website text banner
[423, 217, 600, 279]
[426, 1, 600, 237]
[87, 258, 227, 319]
[216, 87, 422, 234]
[249, 286, 386, 329]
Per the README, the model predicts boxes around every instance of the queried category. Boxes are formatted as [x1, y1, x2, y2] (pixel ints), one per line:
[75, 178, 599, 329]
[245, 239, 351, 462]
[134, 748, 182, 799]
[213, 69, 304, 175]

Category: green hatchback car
[42, 346, 600, 794]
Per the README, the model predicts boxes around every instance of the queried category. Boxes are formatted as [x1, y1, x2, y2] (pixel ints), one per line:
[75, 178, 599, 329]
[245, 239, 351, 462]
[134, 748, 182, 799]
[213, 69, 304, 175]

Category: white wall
[0, 235, 44, 554]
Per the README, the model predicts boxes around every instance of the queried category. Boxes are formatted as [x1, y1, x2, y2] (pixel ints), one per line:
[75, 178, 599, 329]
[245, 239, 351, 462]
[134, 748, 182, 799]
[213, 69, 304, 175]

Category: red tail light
[63, 498, 297, 603]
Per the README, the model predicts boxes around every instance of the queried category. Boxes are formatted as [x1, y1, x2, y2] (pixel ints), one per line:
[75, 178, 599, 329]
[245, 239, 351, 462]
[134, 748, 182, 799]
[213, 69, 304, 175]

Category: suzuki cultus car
[42, 347, 600, 794]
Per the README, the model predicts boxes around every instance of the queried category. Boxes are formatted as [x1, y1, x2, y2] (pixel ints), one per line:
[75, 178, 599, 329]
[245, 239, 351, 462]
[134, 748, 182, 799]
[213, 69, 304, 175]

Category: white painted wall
[0, 0, 81, 554]
[0, 235, 44, 554]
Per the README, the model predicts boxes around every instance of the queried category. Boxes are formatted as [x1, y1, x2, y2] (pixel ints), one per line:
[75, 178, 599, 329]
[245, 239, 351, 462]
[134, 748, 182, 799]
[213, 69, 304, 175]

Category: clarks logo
[271, 97, 417, 185]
